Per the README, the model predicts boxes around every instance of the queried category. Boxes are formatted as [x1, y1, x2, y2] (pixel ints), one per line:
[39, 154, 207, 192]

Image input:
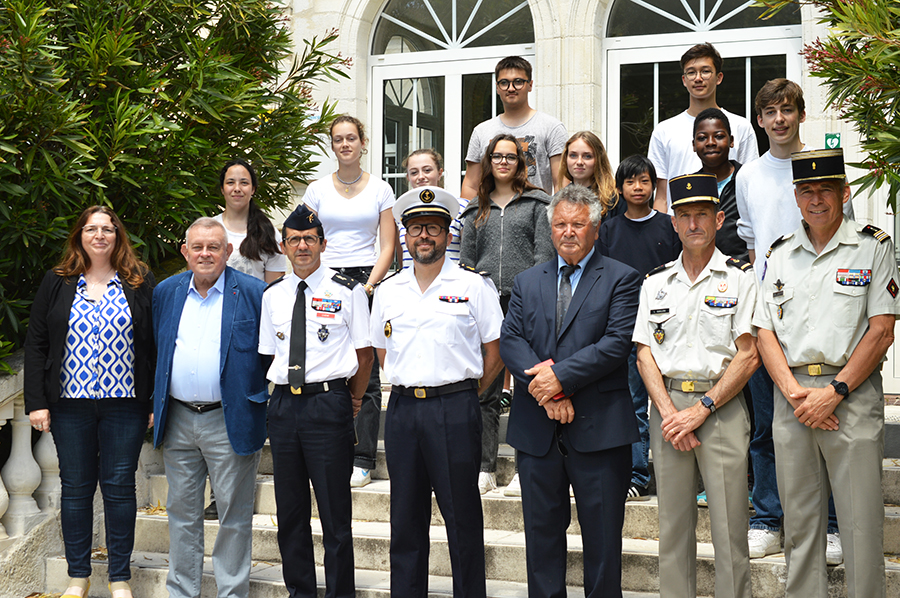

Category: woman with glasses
[559, 131, 625, 219]
[397, 148, 469, 268]
[459, 133, 555, 496]
[302, 114, 396, 488]
[24, 206, 156, 598]
[215, 158, 285, 283]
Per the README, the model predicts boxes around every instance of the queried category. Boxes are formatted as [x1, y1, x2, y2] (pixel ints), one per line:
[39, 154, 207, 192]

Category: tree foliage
[0, 0, 349, 371]
[760, 0, 900, 208]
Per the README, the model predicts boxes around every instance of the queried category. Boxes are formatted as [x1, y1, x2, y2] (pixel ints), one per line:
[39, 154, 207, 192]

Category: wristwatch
[830, 379, 849, 397]
[700, 395, 716, 413]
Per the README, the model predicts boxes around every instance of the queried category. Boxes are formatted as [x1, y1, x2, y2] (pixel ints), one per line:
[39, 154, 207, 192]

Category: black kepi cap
[791, 149, 845, 184]
[669, 173, 719, 208]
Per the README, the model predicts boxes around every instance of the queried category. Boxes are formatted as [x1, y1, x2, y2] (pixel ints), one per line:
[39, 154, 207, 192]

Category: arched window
[604, 0, 802, 163]
[370, 0, 536, 196]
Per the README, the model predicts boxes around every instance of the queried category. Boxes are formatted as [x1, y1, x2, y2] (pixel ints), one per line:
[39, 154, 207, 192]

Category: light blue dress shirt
[169, 273, 225, 403]
[557, 247, 595, 295]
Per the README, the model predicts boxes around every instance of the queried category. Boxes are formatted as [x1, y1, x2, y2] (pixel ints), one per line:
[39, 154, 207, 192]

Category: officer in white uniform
[370, 186, 504, 598]
[634, 173, 758, 598]
[259, 204, 373, 598]
[754, 149, 900, 598]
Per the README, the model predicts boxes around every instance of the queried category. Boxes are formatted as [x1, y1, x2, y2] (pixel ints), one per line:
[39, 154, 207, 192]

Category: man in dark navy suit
[500, 184, 641, 598]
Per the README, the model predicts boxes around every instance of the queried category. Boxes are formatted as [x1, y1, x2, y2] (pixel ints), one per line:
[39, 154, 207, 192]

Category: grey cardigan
[459, 189, 555, 296]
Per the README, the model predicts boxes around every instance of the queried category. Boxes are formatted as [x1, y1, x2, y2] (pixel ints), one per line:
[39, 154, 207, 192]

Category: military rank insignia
[704, 296, 738, 308]
[835, 269, 871, 286]
[888, 278, 899, 299]
[317, 324, 329, 342]
[384, 321, 392, 338]
[653, 323, 665, 344]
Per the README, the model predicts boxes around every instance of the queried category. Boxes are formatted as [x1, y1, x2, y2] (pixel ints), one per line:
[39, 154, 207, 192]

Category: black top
[598, 211, 682, 277]
[696, 160, 749, 262]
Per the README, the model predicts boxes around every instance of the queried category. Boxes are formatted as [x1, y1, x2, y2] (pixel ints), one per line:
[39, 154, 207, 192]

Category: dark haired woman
[216, 158, 285, 283]
[25, 206, 155, 598]
[459, 133, 554, 497]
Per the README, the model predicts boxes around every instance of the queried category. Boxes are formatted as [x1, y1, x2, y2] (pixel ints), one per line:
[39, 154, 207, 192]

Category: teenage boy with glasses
[648, 43, 759, 213]
[461, 55, 568, 199]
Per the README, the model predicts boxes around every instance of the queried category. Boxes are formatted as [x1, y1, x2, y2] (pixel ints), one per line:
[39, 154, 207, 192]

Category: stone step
[45, 553, 653, 598]
[147, 470, 900, 552]
[127, 515, 900, 596]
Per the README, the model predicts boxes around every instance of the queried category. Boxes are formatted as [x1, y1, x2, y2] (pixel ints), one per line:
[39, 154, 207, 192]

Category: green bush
[0, 0, 349, 371]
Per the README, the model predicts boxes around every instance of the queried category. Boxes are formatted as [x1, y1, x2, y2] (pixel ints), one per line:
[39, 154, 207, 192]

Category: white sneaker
[826, 533, 843, 565]
[478, 471, 497, 495]
[350, 466, 371, 488]
[748, 528, 780, 558]
[503, 473, 522, 497]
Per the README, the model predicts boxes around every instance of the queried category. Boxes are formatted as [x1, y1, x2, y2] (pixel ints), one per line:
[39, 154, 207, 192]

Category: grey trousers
[773, 371, 886, 598]
[650, 389, 751, 598]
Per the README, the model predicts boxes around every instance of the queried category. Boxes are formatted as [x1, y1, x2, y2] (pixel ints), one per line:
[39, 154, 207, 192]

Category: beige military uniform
[754, 218, 900, 598]
[634, 247, 757, 598]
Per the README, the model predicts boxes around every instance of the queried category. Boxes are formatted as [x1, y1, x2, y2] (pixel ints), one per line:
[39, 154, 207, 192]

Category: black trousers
[268, 384, 355, 598]
[384, 386, 487, 598]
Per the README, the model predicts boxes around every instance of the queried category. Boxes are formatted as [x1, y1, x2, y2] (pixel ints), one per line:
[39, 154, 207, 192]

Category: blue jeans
[749, 366, 838, 533]
[50, 398, 147, 581]
[628, 346, 650, 489]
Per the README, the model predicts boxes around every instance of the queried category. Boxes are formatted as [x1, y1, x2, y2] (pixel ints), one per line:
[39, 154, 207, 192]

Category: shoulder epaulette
[373, 269, 400, 288]
[726, 257, 752, 271]
[331, 273, 359, 289]
[862, 224, 891, 244]
[264, 275, 285, 292]
[765, 236, 787, 258]
[645, 262, 673, 279]
[459, 263, 492, 278]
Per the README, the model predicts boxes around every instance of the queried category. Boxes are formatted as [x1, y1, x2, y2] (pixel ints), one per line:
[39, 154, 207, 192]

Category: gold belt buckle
[290, 386, 303, 395]
[414, 388, 427, 399]
[807, 364, 822, 376]
[681, 380, 695, 392]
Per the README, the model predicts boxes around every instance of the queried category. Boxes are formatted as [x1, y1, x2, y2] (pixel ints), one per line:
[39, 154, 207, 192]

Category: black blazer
[24, 269, 156, 413]
[500, 250, 642, 457]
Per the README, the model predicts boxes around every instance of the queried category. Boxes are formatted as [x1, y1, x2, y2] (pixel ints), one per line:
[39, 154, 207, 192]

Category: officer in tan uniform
[754, 148, 900, 598]
[634, 173, 758, 598]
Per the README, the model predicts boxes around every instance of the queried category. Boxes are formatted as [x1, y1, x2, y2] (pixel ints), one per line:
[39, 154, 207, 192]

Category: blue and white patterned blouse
[60, 273, 136, 399]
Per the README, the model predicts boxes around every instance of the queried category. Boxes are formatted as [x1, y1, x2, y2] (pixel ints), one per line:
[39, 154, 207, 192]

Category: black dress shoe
[204, 500, 218, 520]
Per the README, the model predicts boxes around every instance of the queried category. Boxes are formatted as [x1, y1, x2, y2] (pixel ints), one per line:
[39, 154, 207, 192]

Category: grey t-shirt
[465, 111, 568, 194]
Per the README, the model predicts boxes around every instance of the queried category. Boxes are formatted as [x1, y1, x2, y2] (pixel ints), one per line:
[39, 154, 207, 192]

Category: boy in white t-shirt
[648, 42, 759, 212]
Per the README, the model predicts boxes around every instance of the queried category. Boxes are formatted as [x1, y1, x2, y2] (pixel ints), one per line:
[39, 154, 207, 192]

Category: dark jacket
[24, 269, 156, 413]
[500, 250, 641, 457]
[458, 189, 555, 296]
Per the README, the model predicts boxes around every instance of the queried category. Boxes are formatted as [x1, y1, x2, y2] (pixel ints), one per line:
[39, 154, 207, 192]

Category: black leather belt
[172, 398, 222, 413]
[277, 378, 348, 395]
[394, 379, 478, 399]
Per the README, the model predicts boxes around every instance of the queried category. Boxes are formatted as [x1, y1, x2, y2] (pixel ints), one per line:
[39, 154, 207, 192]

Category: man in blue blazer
[500, 185, 641, 598]
[152, 217, 268, 598]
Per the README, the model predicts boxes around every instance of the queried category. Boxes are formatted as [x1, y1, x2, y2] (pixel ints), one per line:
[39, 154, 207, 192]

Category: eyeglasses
[490, 153, 519, 164]
[406, 223, 446, 237]
[496, 78, 529, 91]
[83, 225, 117, 236]
[284, 235, 323, 247]
[683, 68, 715, 79]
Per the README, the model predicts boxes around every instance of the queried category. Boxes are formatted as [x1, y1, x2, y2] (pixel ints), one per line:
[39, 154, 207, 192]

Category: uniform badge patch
[384, 321, 392, 338]
[439, 296, 469, 303]
[655, 289, 667, 301]
[276, 331, 285, 340]
[836, 269, 871, 286]
[653, 323, 665, 344]
[777, 305, 783, 320]
[889, 278, 899, 299]
[312, 297, 342, 312]
[718, 281, 728, 292]
[317, 324, 329, 342]
[704, 296, 738, 308]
